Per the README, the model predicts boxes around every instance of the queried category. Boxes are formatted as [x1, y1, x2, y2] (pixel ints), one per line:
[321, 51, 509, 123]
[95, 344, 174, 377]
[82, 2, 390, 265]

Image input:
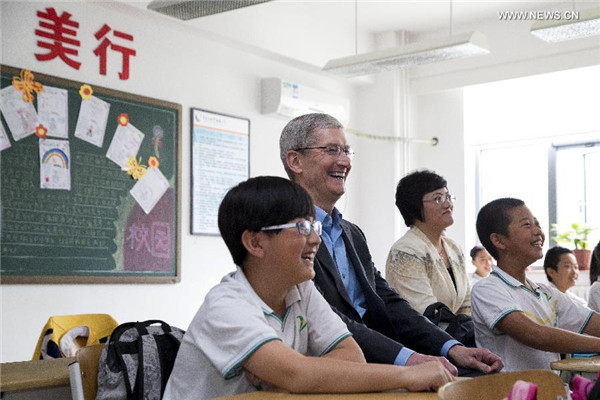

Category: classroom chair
[69, 343, 103, 400]
[437, 369, 567, 400]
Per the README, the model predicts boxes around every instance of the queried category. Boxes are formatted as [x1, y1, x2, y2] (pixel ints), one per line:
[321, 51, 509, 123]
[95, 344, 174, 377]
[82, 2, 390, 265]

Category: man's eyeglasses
[261, 220, 323, 236]
[294, 145, 355, 159]
[423, 193, 456, 205]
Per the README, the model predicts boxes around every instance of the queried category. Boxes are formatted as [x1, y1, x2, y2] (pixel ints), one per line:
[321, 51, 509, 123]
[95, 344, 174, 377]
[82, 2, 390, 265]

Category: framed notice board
[0, 65, 181, 283]
[191, 108, 250, 235]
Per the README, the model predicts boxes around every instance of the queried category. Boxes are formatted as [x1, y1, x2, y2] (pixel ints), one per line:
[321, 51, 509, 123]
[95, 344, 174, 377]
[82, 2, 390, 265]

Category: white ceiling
[123, 0, 600, 75]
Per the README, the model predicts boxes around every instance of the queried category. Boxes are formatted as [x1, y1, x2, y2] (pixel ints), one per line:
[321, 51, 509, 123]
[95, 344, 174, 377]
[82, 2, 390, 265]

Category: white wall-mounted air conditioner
[261, 78, 350, 126]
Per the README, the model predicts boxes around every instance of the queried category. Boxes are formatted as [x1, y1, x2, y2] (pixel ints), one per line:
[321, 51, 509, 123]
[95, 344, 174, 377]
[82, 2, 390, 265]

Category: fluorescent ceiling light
[531, 8, 600, 42]
[147, 0, 273, 20]
[322, 31, 489, 78]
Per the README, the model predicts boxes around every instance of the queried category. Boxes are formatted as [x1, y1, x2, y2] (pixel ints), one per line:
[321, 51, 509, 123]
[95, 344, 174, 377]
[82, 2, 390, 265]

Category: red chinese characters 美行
[94, 24, 136, 80]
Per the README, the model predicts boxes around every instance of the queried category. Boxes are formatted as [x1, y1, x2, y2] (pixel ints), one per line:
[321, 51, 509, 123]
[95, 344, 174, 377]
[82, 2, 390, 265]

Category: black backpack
[423, 302, 476, 347]
[96, 320, 185, 400]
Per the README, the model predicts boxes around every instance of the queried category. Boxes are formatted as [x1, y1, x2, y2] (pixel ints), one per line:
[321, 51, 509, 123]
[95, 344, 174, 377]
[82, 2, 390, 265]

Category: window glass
[555, 145, 600, 249]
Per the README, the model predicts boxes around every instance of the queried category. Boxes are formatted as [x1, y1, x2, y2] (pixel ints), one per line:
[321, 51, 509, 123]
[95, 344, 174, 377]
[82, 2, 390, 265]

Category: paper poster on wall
[74, 95, 110, 147]
[39, 138, 71, 190]
[0, 85, 37, 141]
[130, 167, 169, 214]
[37, 86, 69, 138]
[191, 108, 250, 235]
[0, 123, 11, 151]
[107, 123, 144, 169]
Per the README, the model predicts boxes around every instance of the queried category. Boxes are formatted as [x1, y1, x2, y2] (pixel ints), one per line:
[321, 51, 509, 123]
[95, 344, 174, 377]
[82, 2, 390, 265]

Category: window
[465, 65, 600, 257]
[475, 140, 600, 255]
[551, 142, 600, 248]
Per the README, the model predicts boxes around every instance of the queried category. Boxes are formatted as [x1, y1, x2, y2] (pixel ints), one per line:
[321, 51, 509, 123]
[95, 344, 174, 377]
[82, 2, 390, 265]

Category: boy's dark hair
[476, 198, 525, 260]
[218, 176, 315, 267]
[395, 170, 447, 226]
[590, 241, 600, 284]
[543, 246, 573, 283]
[470, 245, 487, 260]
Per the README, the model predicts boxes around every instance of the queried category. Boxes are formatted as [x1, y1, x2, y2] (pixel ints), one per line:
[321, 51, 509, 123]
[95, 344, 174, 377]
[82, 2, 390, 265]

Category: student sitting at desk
[588, 241, 600, 313]
[472, 198, 600, 372]
[543, 246, 587, 307]
[163, 176, 455, 400]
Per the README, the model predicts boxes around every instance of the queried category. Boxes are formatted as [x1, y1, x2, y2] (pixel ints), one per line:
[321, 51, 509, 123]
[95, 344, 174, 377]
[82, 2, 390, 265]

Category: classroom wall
[409, 89, 467, 249]
[0, 1, 365, 362]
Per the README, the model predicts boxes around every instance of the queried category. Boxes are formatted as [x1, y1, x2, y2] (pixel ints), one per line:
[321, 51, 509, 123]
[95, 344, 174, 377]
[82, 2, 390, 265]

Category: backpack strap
[136, 320, 174, 400]
[108, 322, 138, 398]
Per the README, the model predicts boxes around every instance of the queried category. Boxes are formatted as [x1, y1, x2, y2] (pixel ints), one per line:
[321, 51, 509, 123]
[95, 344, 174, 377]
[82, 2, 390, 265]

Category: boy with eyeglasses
[164, 176, 454, 400]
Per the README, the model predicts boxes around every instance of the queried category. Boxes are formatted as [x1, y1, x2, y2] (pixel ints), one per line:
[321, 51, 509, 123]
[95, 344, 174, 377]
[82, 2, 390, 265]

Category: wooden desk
[214, 391, 437, 399]
[1, 357, 74, 399]
[550, 356, 600, 373]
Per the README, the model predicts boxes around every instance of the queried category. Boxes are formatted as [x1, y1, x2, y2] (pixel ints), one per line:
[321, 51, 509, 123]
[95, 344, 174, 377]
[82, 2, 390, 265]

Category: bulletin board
[0, 65, 181, 283]
[191, 108, 250, 235]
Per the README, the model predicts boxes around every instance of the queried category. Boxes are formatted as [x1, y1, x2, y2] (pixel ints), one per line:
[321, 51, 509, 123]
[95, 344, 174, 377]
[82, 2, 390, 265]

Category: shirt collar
[315, 205, 342, 225]
[490, 265, 540, 291]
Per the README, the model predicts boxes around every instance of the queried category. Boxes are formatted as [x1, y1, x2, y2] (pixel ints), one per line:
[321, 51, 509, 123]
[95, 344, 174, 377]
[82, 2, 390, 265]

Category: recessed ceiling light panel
[147, 0, 273, 20]
[531, 8, 600, 42]
[323, 31, 490, 78]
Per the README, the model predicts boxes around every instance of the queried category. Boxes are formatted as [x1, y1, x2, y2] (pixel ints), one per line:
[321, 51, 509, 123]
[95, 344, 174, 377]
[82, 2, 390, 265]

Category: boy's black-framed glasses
[261, 220, 323, 236]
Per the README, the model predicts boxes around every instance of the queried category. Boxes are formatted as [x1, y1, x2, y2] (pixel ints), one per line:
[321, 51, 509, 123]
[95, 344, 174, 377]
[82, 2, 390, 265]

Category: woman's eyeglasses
[423, 193, 456, 205]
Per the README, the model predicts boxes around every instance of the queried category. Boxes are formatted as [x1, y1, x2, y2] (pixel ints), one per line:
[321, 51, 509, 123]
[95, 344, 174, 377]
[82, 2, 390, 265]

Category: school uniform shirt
[548, 281, 588, 307]
[589, 281, 600, 313]
[386, 226, 471, 315]
[163, 267, 352, 400]
[469, 272, 486, 288]
[472, 266, 593, 372]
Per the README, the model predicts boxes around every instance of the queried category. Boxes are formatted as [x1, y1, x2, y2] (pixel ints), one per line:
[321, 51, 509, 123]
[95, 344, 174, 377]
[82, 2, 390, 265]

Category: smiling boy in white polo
[472, 197, 600, 372]
[163, 176, 454, 400]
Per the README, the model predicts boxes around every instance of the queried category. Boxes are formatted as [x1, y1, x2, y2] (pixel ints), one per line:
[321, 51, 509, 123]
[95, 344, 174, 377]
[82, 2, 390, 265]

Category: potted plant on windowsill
[551, 223, 596, 270]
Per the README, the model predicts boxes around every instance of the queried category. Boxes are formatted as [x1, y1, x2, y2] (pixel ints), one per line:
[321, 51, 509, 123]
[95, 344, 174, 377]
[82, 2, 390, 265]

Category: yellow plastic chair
[437, 369, 567, 400]
[32, 314, 118, 360]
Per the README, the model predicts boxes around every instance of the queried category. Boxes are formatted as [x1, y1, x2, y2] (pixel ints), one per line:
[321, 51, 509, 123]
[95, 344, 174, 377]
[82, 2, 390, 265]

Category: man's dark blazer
[313, 219, 455, 364]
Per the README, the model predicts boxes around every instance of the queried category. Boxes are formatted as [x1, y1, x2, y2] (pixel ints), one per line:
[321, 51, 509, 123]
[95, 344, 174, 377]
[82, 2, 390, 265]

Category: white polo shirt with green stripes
[163, 267, 352, 400]
[472, 265, 593, 372]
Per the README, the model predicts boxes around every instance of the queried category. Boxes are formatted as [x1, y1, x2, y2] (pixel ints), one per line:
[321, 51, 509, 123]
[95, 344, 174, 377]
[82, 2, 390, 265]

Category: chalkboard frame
[0, 64, 182, 284]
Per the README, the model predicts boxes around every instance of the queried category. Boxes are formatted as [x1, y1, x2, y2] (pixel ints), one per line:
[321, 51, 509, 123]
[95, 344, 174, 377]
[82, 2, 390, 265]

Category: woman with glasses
[385, 170, 471, 316]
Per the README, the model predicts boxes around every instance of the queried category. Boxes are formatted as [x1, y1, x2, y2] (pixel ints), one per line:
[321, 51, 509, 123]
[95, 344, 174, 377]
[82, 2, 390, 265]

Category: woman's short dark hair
[218, 176, 315, 267]
[470, 245, 487, 260]
[395, 170, 447, 226]
[476, 198, 525, 260]
[543, 246, 573, 283]
[590, 241, 600, 284]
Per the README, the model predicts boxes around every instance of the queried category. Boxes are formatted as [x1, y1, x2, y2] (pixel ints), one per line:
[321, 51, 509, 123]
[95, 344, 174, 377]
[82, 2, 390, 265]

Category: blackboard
[0, 65, 181, 283]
